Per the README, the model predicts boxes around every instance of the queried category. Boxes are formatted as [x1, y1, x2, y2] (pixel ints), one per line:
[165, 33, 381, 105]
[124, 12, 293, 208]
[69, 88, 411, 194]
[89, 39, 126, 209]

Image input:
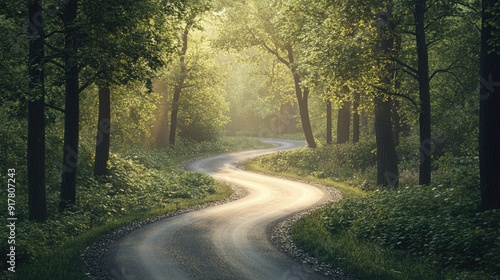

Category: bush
[254, 139, 376, 187]
[253, 140, 498, 276]
[322, 155, 500, 274]
[0, 146, 221, 269]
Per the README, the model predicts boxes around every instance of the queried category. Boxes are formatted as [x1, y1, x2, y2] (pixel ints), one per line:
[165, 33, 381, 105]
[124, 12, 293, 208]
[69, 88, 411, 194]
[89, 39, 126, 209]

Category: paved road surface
[105, 140, 330, 280]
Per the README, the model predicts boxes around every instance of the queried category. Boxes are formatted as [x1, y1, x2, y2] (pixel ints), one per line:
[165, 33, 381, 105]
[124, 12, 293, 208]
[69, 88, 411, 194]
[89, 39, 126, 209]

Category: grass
[246, 144, 499, 280]
[290, 210, 498, 280]
[244, 159, 364, 199]
[2, 136, 270, 280]
[13, 184, 232, 280]
[290, 211, 444, 280]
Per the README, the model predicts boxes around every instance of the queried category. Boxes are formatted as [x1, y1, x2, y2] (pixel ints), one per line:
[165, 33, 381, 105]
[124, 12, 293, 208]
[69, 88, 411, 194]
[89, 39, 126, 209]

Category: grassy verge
[290, 211, 444, 280]
[2, 136, 270, 279]
[13, 184, 231, 280]
[290, 211, 498, 280]
[244, 159, 364, 199]
[246, 141, 499, 280]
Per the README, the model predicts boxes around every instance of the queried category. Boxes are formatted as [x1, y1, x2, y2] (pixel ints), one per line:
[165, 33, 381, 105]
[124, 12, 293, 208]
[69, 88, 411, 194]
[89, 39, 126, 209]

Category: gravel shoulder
[85, 140, 352, 279]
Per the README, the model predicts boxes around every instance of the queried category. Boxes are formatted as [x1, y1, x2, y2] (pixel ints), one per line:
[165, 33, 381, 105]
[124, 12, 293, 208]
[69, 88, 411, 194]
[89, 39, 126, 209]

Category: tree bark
[326, 100, 332, 144]
[393, 33, 403, 146]
[337, 101, 351, 144]
[286, 46, 317, 148]
[480, 0, 500, 210]
[375, 96, 399, 188]
[375, 3, 399, 188]
[353, 92, 360, 143]
[392, 98, 401, 146]
[169, 26, 189, 146]
[415, 0, 432, 185]
[60, 0, 79, 210]
[27, 0, 46, 222]
[94, 85, 111, 176]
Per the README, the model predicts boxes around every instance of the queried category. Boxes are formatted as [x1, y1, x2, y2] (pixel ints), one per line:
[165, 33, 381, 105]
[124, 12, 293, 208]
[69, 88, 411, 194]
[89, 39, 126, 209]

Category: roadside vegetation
[2, 0, 499, 278]
[250, 137, 500, 280]
[0, 137, 270, 279]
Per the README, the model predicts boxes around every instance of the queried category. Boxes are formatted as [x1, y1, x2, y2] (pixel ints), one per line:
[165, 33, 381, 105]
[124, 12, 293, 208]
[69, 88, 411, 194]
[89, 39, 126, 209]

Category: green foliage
[291, 211, 444, 280]
[0, 140, 239, 270]
[0, 136, 267, 273]
[486, 2, 500, 54]
[252, 138, 497, 277]
[254, 139, 376, 185]
[154, 27, 230, 143]
[177, 59, 230, 142]
[322, 155, 500, 275]
[156, 136, 273, 159]
[77, 82, 161, 151]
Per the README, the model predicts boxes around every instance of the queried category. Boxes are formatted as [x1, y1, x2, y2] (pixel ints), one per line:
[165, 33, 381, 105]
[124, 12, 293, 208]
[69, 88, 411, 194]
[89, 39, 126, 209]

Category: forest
[0, 0, 499, 279]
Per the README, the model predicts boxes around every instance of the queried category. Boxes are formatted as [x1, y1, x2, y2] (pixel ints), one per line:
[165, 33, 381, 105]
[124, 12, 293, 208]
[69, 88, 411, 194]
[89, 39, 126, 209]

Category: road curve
[105, 140, 330, 280]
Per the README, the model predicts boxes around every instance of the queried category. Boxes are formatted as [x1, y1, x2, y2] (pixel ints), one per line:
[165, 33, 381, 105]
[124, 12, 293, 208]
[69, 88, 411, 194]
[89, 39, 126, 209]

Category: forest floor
[246, 140, 500, 280]
[3, 137, 271, 279]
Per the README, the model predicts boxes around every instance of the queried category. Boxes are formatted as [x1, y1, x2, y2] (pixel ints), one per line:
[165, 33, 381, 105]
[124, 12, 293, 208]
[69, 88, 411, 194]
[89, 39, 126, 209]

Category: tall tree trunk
[286, 46, 317, 148]
[375, 2, 399, 188]
[353, 92, 360, 143]
[94, 85, 111, 176]
[480, 0, 500, 210]
[169, 26, 189, 146]
[337, 101, 351, 144]
[326, 100, 332, 144]
[298, 87, 316, 148]
[60, 0, 79, 210]
[27, 0, 46, 222]
[415, 0, 432, 185]
[375, 96, 399, 188]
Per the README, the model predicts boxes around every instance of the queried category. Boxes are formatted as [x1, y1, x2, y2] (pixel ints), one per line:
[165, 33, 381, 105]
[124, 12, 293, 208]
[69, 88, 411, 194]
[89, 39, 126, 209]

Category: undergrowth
[252, 137, 500, 279]
[0, 136, 269, 277]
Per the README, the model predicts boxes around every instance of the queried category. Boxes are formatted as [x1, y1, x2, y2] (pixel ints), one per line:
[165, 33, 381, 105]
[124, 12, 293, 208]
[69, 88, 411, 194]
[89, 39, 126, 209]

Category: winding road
[105, 140, 330, 280]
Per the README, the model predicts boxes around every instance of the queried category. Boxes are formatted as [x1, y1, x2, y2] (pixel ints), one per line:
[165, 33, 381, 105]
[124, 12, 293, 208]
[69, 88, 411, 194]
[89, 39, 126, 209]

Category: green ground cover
[0, 137, 270, 279]
[248, 138, 500, 280]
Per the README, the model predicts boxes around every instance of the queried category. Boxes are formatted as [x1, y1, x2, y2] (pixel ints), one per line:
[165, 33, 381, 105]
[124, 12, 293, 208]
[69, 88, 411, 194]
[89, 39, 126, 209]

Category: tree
[158, 22, 229, 143]
[59, 0, 79, 209]
[374, 2, 399, 188]
[169, 25, 189, 146]
[168, 0, 212, 145]
[375, 96, 399, 187]
[215, 0, 317, 148]
[353, 92, 361, 143]
[326, 100, 333, 144]
[82, 0, 181, 175]
[313, 0, 399, 187]
[337, 86, 352, 145]
[414, 0, 432, 185]
[387, 1, 479, 184]
[337, 100, 351, 144]
[93, 85, 110, 176]
[55, 0, 183, 205]
[480, 0, 500, 210]
[27, 0, 46, 221]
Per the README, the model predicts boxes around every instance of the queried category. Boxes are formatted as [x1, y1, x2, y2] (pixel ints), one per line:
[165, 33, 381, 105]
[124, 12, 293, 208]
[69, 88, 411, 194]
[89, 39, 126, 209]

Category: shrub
[0, 146, 221, 269]
[254, 140, 377, 188]
[322, 154, 499, 274]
